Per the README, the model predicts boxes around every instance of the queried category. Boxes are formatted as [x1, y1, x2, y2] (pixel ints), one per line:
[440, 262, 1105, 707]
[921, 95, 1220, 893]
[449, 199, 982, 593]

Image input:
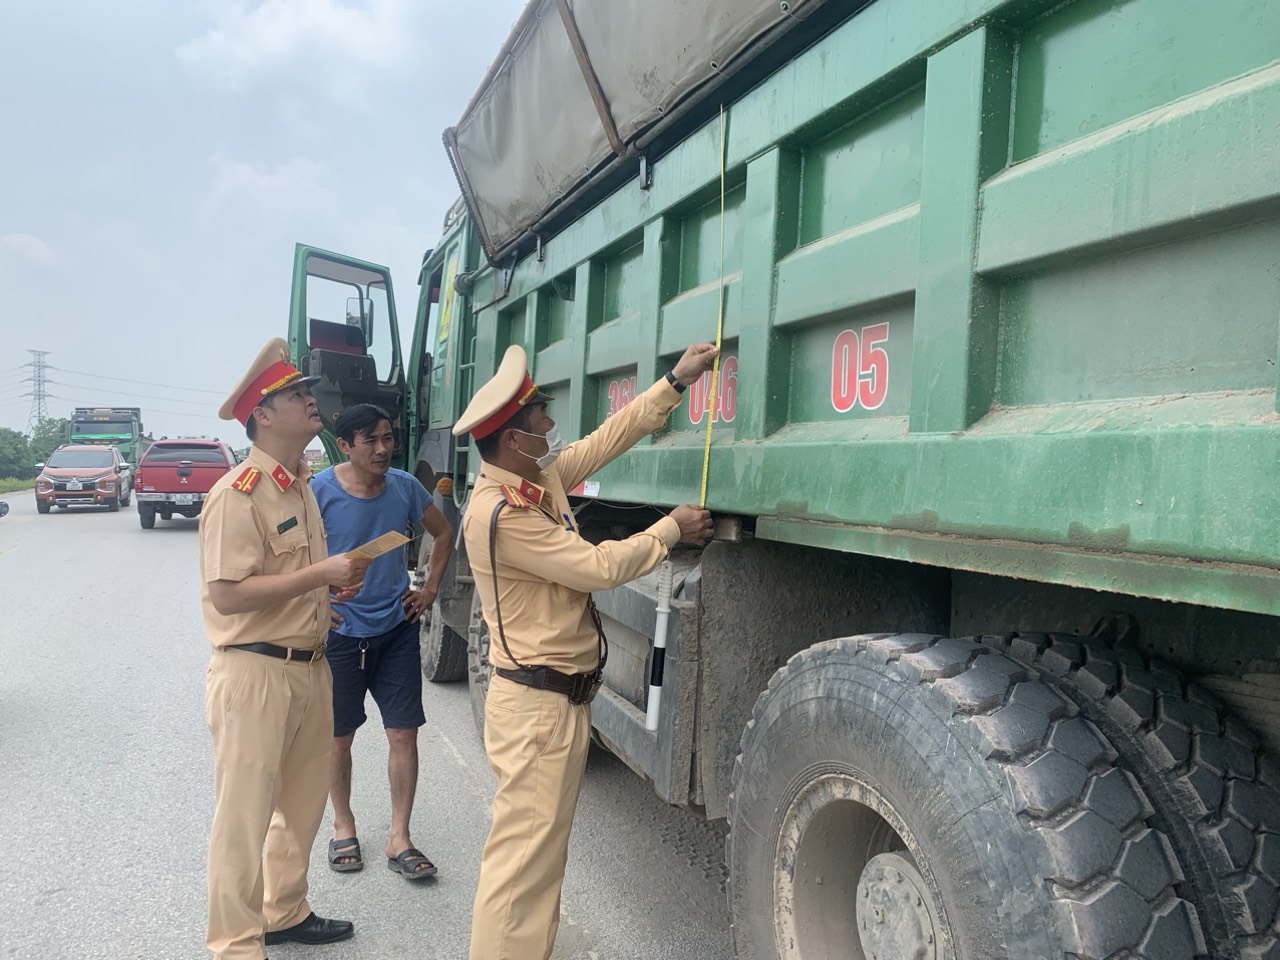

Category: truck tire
[981, 633, 1280, 960]
[139, 508, 155, 529]
[420, 601, 468, 683]
[466, 593, 492, 740]
[36, 501, 50, 514]
[107, 495, 120, 513]
[728, 635, 1206, 960]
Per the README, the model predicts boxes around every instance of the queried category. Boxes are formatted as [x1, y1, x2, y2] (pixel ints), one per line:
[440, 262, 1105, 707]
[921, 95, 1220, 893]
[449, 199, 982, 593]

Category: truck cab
[287, 214, 479, 680]
[68, 407, 144, 464]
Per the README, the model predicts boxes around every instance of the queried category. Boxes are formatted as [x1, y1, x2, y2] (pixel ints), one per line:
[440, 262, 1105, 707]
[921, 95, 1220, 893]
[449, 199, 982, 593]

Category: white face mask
[513, 425, 565, 470]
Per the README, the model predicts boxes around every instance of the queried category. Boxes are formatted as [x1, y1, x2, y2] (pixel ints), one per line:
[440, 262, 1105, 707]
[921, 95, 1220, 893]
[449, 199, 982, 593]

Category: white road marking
[439, 731, 470, 769]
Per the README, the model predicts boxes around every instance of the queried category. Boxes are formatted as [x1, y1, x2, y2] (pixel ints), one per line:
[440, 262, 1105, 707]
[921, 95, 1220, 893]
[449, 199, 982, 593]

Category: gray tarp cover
[449, 0, 822, 260]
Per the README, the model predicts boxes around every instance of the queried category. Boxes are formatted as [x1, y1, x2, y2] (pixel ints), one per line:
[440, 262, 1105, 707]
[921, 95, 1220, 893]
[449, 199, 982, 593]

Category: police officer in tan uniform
[455, 342, 718, 960]
[201, 338, 370, 960]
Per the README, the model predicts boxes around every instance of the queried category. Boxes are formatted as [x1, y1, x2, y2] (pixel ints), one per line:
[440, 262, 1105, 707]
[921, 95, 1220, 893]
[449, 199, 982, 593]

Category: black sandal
[328, 837, 363, 873]
[387, 847, 437, 881]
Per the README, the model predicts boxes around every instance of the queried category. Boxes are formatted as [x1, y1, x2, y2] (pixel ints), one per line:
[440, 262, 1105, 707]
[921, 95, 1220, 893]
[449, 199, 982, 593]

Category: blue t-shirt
[312, 466, 432, 638]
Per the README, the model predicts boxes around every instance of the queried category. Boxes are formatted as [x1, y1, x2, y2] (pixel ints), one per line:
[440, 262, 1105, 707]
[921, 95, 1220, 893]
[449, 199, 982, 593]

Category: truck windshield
[73, 420, 133, 434]
[143, 446, 227, 464]
[47, 449, 114, 468]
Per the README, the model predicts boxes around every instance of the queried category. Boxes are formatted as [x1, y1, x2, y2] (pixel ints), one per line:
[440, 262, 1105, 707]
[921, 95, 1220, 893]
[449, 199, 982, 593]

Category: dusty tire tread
[728, 634, 1207, 960]
[422, 623, 467, 683]
[981, 632, 1280, 960]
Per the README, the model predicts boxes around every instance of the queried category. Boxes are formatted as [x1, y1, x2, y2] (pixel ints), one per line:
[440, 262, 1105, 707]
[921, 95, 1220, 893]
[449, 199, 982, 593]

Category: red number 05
[831, 322, 889, 412]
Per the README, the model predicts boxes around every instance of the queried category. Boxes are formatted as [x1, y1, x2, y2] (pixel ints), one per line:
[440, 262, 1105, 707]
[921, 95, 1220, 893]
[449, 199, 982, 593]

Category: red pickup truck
[133, 437, 238, 529]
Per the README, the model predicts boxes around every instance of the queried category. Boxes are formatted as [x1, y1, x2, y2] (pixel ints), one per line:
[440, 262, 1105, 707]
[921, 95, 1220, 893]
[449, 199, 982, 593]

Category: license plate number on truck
[174, 494, 194, 505]
[66, 481, 82, 490]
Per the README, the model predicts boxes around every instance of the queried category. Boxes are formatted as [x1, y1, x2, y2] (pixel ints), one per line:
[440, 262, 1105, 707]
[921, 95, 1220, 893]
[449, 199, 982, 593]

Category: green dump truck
[69, 406, 147, 466]
[289, 1, 1280, 957]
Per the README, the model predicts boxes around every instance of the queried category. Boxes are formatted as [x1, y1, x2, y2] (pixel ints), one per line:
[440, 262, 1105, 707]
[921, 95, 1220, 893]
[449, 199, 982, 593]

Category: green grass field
[0, 478, 33, 494]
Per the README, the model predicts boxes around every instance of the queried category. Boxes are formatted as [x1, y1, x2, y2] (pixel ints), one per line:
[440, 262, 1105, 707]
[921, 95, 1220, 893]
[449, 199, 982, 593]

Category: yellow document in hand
[346, 530, 410, 560]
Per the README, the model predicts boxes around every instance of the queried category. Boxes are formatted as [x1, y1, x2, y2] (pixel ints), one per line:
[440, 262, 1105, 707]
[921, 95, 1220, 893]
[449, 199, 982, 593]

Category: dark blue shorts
[328, 619, 425, 737]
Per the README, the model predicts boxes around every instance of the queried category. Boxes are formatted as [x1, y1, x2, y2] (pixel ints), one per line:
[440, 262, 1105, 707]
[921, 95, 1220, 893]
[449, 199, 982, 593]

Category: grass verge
[0, 477, 34, 494]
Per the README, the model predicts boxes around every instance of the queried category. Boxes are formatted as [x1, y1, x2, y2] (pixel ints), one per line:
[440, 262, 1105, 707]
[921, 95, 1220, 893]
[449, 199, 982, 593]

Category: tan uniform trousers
[469, 675, 592, 960]
[205, 649, 333, 960]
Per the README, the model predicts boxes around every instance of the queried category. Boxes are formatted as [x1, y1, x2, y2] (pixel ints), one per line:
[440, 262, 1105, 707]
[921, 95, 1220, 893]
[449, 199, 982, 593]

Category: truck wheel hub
[857, 852, 938, 960]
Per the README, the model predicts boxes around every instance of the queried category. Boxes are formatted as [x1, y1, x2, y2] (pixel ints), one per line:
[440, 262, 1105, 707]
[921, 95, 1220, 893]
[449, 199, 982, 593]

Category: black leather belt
[495, 666, 602, 705]
[223, 642, 325, 663]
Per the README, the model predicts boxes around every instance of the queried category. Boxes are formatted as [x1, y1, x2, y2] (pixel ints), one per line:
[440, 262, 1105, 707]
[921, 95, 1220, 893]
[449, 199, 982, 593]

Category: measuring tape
[698, 105, 728, 509]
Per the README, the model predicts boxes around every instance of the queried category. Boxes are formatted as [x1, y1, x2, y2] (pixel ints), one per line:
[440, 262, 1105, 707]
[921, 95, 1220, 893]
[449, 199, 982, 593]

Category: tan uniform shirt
[199, 447, 330, 650]
[464, 378, 684, 676]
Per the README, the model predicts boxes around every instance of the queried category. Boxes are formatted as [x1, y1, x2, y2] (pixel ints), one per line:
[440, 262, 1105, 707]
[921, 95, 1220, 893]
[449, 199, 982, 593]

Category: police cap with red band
[219, 337, 321, 425]
[453, 345, 553, 439]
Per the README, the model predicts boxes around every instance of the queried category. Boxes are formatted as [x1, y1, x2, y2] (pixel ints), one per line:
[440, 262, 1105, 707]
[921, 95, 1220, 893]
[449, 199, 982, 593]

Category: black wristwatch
[665, 370, 687, 394]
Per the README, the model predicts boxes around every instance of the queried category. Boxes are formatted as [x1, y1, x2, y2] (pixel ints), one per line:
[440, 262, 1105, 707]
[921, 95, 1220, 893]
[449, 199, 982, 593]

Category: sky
[0, 0, 526, 447]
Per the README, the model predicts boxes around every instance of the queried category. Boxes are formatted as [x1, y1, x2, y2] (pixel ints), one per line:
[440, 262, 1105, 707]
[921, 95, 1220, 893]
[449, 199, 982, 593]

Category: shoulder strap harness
[488, 499, 608, 675]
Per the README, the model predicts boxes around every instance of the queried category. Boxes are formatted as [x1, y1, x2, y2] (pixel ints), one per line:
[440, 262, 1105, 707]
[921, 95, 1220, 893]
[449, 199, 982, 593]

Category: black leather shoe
[264, 912, 354, 945]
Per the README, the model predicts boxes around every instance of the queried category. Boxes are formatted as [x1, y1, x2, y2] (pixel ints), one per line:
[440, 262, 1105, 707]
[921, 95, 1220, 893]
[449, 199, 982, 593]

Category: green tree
[29, 417, 70, 466]
[0, 427, 32, 478]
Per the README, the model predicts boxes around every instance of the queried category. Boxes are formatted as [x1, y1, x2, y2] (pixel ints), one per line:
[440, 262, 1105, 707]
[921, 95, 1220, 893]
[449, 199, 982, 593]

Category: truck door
[288, 245, 408, 469]
[407, 222, 475, 496]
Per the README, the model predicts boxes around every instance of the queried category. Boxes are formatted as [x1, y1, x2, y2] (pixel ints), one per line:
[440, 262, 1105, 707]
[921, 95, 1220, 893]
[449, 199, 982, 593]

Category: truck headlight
[96, 476, 115, 491]
[35, 477, 52, 493]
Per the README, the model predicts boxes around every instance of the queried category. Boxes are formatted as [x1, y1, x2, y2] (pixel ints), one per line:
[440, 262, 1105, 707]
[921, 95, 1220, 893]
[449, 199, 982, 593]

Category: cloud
[1, 233, 54, 264]
[176, 0, 416, 105]
[200, 153, 340, 228]
[193, 151, 433, 340]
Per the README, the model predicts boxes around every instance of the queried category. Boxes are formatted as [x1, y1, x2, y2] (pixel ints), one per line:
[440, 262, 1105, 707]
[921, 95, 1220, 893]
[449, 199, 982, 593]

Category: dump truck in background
[288, 1, 1280, 957]
[69, 407, 149, 466]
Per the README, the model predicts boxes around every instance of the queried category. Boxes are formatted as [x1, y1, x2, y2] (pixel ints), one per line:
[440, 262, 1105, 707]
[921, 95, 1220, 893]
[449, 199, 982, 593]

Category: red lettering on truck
[606, 375, 637, 417]
[831, 323, 889, 412]
[689, 355, 737, 425]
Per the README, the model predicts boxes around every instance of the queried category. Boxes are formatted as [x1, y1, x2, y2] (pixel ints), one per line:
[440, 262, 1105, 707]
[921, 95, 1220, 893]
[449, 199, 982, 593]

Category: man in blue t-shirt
[312, 403, 453, 882]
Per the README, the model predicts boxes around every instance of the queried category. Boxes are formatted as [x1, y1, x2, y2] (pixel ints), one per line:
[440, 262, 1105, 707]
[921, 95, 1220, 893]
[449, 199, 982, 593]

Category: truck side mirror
[34, 462, 45, 471]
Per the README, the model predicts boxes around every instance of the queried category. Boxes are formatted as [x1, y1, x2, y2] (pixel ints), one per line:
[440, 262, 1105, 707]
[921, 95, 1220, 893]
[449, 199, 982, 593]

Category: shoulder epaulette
[500, 484, 530, 508]
[230, 466, 261, 494]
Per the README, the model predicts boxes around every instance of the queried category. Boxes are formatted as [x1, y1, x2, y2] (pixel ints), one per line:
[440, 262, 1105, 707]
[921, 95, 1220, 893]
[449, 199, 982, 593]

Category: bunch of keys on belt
[359, 640, 370, 670]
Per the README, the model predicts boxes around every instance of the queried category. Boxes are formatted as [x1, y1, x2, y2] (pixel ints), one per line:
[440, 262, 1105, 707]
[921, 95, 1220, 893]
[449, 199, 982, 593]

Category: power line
[147, 409, 229, 421]
[46, 379, 216, 408]
[51, 366, 224, 396]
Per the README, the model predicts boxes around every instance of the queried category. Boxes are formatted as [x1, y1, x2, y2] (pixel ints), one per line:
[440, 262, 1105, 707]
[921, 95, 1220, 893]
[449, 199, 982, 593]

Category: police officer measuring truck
[455, 341, 718, 960]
